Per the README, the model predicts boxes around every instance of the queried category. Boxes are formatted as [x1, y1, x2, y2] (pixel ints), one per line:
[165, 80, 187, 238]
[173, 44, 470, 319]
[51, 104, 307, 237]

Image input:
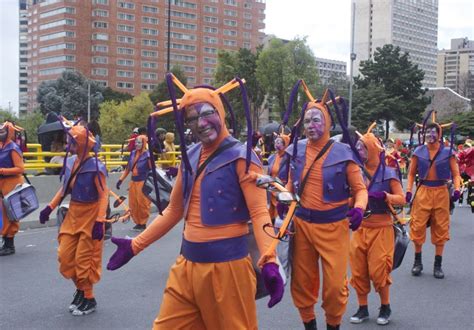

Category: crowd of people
[0, 74, 473, 329]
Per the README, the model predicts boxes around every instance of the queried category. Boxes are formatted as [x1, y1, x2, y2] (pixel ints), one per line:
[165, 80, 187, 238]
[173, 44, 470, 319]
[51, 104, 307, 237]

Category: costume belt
[296, 204, 349, 224]
[181, 235, 248, 263]
[420, 180, 446, 187]
[131, 174, 147, 182]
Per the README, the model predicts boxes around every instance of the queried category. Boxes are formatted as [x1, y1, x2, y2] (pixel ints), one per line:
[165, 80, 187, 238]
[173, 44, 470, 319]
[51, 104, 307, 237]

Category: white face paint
[185, 102, 221, 145]
[425, 127, 439, 144]
[135, 137, 143, 150]
[274, 137, 285, 151]
[303, 108, 326, 141]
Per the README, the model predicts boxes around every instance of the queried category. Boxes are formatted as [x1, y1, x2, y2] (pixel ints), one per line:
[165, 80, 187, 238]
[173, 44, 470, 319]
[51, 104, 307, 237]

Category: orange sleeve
[119, 167, 130, 181]
[406, 156, 418, 193]
[0, 150, 24, 176]
[347, 161, 368, 210]
[48, 188, 63, 210]
[450, 156, 461, 191]
[132, 168, 184, 255]
[236, 159, 276, 266]
[94, 173, 108, 222]
[386, 179, 405, 206]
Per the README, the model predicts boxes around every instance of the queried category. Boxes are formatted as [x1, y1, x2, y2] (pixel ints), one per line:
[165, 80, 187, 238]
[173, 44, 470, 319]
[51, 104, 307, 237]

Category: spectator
[161, 132, 176, 168]
[49, 141, 65, 175]
[127, 127, 139, 152]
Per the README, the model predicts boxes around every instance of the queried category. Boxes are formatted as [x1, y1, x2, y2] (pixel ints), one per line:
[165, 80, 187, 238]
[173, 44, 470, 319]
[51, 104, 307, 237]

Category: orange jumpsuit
[407, 142, 460, 255]
[119, 146, 152, 226]
[288, 136, 367, 326]
[349, 133, 405, 306]
[268, 150, 286, 219]
[1, 148, 24, 238]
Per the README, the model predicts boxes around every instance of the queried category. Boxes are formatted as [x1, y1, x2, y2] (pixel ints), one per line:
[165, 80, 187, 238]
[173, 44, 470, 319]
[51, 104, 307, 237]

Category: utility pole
[167, 0, 171, 71]
[87, 83, 91, 122]
[348, 1, 356, 127]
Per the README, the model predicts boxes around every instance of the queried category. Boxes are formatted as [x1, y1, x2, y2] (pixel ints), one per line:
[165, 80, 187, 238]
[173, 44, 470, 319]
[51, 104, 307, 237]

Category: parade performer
[0, 121, 25, 256]
[406, 111, 461, 278]
[349, 123, 405, 325]
[267, 131, 291, 221]
[284, 81, 368, 330]
[39, 121, 108, 315]
[107, 74, 284, 329]
[116, 134, 152, 231]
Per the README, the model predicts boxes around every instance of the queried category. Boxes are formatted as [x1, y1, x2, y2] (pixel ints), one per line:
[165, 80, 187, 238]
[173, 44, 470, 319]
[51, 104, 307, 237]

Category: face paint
[426, 127, 439, 144]
[274, 137, 285, 151]
[303, 108, 325, 141]
[135, 138, 143, 151]
[185, 102, 221, 145]
[356, 140, 368, 164]
[0, 126, 7, 143]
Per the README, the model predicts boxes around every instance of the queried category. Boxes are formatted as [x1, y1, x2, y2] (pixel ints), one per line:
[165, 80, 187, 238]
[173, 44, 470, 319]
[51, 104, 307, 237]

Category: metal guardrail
[24, 144, 181, 172]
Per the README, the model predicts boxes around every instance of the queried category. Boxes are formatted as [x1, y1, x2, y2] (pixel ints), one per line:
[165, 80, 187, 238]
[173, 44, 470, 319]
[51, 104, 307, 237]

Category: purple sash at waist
[296, 204, 349, 224]
[132, 174, 146, 182]
[420, 180, 446, 187]
[181, 235, 248, 263]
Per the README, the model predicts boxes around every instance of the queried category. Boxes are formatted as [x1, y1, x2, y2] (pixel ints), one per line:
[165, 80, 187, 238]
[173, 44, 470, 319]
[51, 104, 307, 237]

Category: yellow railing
[24, 144, 181, 172]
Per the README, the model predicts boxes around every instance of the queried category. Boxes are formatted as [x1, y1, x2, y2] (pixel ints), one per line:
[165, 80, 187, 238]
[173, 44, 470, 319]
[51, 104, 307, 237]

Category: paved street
[1, 206, 472, 329]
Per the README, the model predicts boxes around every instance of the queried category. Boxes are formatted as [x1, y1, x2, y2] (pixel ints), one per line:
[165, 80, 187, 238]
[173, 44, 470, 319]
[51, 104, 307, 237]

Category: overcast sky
[1, 0, 473, 114]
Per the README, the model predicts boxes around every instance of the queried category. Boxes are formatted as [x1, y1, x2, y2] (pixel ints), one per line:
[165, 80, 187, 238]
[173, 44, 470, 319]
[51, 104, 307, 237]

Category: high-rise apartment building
[437, 37, 474, 100]
[315, 57, 347, 84]
[352, 0, 438, 87]
[25, 0, 266, 113]
[19, 0, 30, 116]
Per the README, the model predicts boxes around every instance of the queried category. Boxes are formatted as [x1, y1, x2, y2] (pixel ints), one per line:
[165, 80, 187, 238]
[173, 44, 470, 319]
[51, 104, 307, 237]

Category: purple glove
[92, 221, 104, 240]
[39, 205, 52, 224]
[116, 179, 122, 190]
[261, 262, 284, 308]
[166, 167, 178, 178]
[452, 190, 461, 202]
[368, 191, 387, 200]
[107, 237, 135, 271]
[276, 202, 289, 219]
[347, 207, 364, 231]
[405, 191, 413, 203]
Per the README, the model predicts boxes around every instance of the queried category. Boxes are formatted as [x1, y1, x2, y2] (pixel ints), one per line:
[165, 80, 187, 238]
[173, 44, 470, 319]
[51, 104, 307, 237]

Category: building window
[39, 55, 75, 64]
[244, 12, 252, 19]
[204, 26, 218, 34]
[39, 19, 75, 30]
[204, 16, 218, 24]
[243, 32, 250, 39]
[40, 7, 75, 18]
[142, 28, 158, 36]
[203, 78, 214, 84]
[142, 50, 158, 58]
[168, 20, 196, 30]
[167, 10, 196, 19]
[39, 67, 73, 76]
[223, 39, 237, 47]
[117, 35, 135, 44]
[223, 19, 237, 27]
[92, 68, 108, 76]
[92, 56, 108, 64]
[224, 0, 237, 6]
[142, 5, 159, 13]
[142, 39, 158, 47]
[224, 9, 237, 17]
[204, 57, 217, 64]
[95, 80, 108, 87]
[204, 6, 218, 13]
[117, 2, 134, 9]
[204, 36, 218, 44]
[169, 53, 196, 62]
[93, 9, 108, 17]
[141, 83, 157, 90]
[117, 59, 134, 66]
[204, 47, 217, 54]
[93, 21, 108, 28]
[170, 0, 197, 9]
[142, 16, 159, 24]
[117, 12, 135, 21]
[243, 42, 251, 49]
[244, 22, 252, 29]
[168, 43, 196, 51]
[92, 44, 108, 52]
[142, 61, 158, 69]
[117, 47, 134, 55]
[142, 72, 158, 80]
[170, 32, 196, 41]
[223, 29, 237, 36]
[117, 82, 134, 89]
[117, 24, 134, 32]
[92, 33, 108, 40]
[117, 70, 134, 78]
[244, 2, 252, 9]
[183, 65, 196, 72]
[203, 67, 215, 74]
[39, 43, 76, 53]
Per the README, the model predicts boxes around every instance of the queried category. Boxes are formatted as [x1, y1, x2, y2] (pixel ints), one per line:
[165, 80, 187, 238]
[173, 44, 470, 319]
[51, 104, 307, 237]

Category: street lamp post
[87, 83, 91, 122]
[348, 1, 356, 127]
[167, 0, 171, 71]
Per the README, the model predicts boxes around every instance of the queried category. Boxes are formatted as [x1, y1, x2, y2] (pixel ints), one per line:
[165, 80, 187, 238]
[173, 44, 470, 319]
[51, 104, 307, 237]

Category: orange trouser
[154, 255, 257, 330]
[129, 180, 151, 225]
[1, 175, 24, 237]
[410, 185, 450, 247]
[290, 217, 350, 326]
[58, 201, 103, 298]
[349, 226, 394, 298]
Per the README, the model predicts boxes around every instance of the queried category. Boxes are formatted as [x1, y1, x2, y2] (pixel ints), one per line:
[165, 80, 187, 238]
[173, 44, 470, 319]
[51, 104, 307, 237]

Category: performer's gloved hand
[405, 191, 413, 203]
[107, 237, 135, 270]
[116, 179, 123, 190]
[261, 262, 284, 308]
[451, 190, 461, 202]
[276, 202, 289, 219]
[39, 205, 52, 224]
[92, 221, 104, 240]
[368, 191, 387, 200]
[347, 207, 364, 231]
[166, 167, 178, 178]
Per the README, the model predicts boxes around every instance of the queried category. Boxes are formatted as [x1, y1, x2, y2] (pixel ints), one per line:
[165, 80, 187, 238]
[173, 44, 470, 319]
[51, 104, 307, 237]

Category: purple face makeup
[426, 127, 439, 144]
[274, 137, 285, 151]
[356, 140, 368, 164]
[185, 102, 221, 145]
[303, 108, 326, 141]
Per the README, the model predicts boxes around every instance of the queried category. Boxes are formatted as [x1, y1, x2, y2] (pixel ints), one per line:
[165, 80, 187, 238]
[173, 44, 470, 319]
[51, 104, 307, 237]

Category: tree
[354, 44, 430, 133]
[256, 37, 319, 124]
[149, 65, 188, 105]
[214, 47, 265, 130]
[102, 87, 133, 103]
[0, 109, 17, 123]
[36, 71, 104, 120]
[17, 111, 44, 143]
[99, 92, 154, 143]
[448, 108, 474, 138]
